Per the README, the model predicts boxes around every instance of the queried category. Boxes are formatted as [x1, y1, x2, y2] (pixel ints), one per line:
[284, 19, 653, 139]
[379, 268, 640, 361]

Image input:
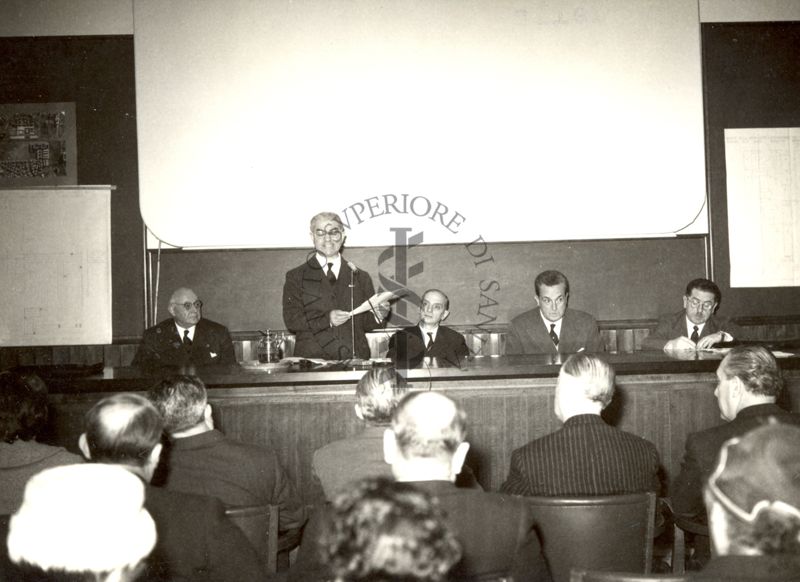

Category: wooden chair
[526, 492, 657, 582]
[570, 569, 687, 582]
[224, 504, 280, 573]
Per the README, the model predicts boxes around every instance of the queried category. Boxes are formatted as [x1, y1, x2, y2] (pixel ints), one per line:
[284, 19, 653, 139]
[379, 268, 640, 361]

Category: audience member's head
[715, 345, 783, 421]
[704, 422, 800, 557]
[7, 463, 156, 582]
[683, 278, 722, 325]
[355, 367, 408, 425]
[167, 287, 203, 329]
[554, 353, 615, 422]
[320, 477, 461, 582]
[79, 393, 164, 481]
[148, 374, 212, 435]
[534, 270, 570, 323]
[385, 391, 469, 483]
[0, 371, 49, 444]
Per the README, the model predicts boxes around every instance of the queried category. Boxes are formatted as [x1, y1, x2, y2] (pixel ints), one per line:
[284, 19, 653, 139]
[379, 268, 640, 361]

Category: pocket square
[210, 352, 218, 358]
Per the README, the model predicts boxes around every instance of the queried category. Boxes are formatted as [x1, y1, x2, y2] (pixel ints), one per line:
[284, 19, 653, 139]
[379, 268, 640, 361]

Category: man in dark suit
[642, 278, 741, 352]
[131, 287, 236, 368]
[387, 288, 469, 368]
[506, 270, 603, 355]
[671, 346, 800, 524]
[283, 211, 388, 360]
[501, 353, 661, 496]
[291, 391, 552, 582]
[148, 375, 305, 533]
[79, 393, 266, 582]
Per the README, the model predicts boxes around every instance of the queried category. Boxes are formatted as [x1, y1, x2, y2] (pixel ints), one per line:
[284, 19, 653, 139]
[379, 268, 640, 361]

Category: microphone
[347, 261, 359, 274]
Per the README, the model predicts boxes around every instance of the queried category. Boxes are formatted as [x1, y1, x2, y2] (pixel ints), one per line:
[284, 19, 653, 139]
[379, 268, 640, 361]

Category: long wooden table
[41, 351, 800, 504]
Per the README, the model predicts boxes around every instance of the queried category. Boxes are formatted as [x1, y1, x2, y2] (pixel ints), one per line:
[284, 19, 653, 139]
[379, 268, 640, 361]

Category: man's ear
[451, 442, 470, 477]
[204, 403, 214, 429]
[148, 442, 163, 467]
[354, 403, 364, 421]
[78, 433, 91, 460]
[440, 309, 450, 322]
[383, 429, 398, 465]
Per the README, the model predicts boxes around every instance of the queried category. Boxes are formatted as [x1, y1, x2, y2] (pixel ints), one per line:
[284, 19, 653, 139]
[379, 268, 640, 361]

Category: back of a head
[7, 463, 156, 582]
[391, 391, 466, 462]
[83, 393, 163, 467]
[720, 345, 783, 399]
[355, 367, 408, 425]
[321, 477, 461, 582]
[147, 374, 207, 433]
[0, 371, 48, 443]
[705, 421, 800, 556]
[558, 353, 615, 408]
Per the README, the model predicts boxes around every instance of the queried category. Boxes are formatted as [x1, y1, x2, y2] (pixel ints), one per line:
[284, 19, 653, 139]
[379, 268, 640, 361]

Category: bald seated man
[291, 391, 552, 582]
[132, 287, 236, 368]
[387, 288, 469, 368]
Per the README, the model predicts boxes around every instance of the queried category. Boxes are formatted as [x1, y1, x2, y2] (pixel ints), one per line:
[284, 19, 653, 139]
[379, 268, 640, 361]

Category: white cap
[8, 464, 156, 574]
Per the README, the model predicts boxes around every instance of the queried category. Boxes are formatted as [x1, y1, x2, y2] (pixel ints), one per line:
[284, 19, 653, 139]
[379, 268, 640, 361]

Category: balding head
[167, 287, 202, 328]
[384, 391, 469, 483]
[79, 393, 164, 481]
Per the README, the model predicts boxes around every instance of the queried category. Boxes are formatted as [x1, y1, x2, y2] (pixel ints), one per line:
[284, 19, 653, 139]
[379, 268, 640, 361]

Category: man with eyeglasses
[642, 278, 740, 351]
[506, 270, 603, 355]
[131, 287, 236, 368]
[670, 346, 800, 567]
[283, 211, 388, 360]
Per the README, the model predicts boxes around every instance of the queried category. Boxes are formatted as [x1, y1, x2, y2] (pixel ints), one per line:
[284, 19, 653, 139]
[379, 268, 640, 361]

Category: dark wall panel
[0, 36, 142, 339]
[703, 22, 800, 317]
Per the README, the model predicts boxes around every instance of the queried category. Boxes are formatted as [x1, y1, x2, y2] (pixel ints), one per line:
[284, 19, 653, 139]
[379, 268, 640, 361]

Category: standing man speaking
[283, 212, 388, 360]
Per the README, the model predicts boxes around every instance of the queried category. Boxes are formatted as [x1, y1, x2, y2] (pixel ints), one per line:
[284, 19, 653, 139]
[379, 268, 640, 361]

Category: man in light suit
[131, 287, 236, 368]
[282, 211, 388, 360]
[506, 270, 603, 355]
[291, 391, 552, 582]
[501, 353, 661, 497]
[642, 278, 741, 352]
[387, 288, 469, 368]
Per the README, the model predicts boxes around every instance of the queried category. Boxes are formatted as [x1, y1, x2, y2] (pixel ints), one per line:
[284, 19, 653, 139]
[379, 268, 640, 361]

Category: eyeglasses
[313, 228, 343, 240]
[706, 437, 800, 523]
[687, 297, 716, 311]
[540, 296, 566, 307]
[172, 300, 203, 310]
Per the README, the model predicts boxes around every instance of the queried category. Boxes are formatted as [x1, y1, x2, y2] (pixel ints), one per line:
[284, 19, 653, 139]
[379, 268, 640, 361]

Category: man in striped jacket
[501, 353, 662, 496]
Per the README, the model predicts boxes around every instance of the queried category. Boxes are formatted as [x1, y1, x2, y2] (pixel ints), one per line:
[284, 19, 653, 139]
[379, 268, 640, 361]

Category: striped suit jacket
[501, 414, 662, 497]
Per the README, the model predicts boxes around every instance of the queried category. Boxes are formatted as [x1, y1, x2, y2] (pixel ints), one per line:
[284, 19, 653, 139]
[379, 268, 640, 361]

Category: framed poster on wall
[0, 102, 77, 186]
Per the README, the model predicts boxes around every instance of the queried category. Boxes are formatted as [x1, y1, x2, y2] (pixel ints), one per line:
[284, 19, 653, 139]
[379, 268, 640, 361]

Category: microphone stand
[350, 265, 356, 360]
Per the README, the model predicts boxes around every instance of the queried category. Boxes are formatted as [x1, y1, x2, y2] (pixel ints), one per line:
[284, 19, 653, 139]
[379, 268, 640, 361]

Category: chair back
[527, 492, 656, 582]
[224, 504, 279, 573]
[570, 570, 687, 582]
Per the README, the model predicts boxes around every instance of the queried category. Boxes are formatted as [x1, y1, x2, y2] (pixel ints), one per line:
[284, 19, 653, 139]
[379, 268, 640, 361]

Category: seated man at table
[671, 346, 800, 526]
[312, 367, 479, 501]
[282, 211, 389, 361]
[131, 287, 236, 368]
[506, 270, 603, 355]
[292, 391, 551, 582]
[148, 375, 305, 534]
[386, 289, 469, 368]
[642, 278, 741, 352]
[501, 353, 661, 496]
[692, 422, 800, 580]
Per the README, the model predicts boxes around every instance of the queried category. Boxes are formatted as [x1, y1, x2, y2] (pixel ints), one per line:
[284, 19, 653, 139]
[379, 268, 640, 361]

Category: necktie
[690, 325, 700, 343]
[426, 332, 435, 352]
[183, 329, 192, 346]
[549, 324, 559, 347]
[326, 262, 337, 284]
